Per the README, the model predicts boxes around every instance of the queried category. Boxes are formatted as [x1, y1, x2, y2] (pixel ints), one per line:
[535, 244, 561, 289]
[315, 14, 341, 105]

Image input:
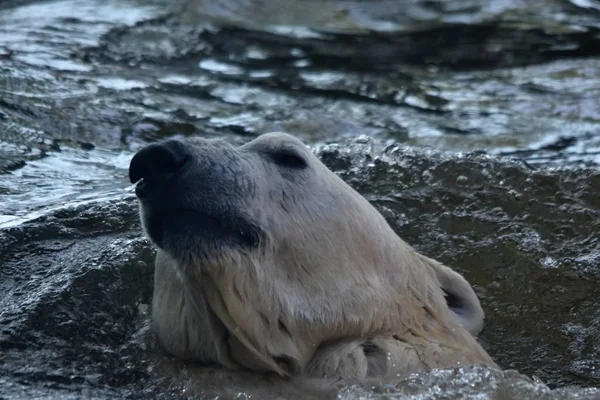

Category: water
[0, 147, 134, 227]
[1, 0, 600, 398]
[1, 0, 600, 228]
[0, 0, 164, 226]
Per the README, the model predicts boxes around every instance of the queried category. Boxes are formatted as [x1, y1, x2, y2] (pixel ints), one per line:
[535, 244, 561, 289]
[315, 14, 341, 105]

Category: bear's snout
[130, 137, 262, 254]
[129, 139, 190, 199]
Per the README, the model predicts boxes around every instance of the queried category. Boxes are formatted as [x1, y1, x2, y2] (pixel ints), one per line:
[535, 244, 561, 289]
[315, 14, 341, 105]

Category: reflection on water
[0, 0, 162, 228]
[0, 1, 599, 226]
[0, 148, 134, 228]
[172, 0, 600, 33]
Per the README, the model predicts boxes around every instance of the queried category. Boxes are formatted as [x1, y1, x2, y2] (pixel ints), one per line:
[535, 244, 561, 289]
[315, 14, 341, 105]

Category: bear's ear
[418, 254, 485, 336]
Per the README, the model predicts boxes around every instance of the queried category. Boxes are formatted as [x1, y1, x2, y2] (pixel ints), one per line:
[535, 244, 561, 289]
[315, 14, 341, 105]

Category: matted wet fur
[129, 132, 497, 384]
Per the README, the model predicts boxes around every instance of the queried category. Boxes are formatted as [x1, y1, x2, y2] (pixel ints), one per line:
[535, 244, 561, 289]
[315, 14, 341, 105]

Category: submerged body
[129, 132, 497, 382]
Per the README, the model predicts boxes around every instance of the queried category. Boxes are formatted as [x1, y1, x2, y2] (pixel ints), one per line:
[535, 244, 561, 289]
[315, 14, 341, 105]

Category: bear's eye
[269, 148, 307, 169]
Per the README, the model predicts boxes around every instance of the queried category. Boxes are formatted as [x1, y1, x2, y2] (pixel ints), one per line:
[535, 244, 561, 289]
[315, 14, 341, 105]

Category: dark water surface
[1, 0, 600, 398]
[1, 0, 600, 227]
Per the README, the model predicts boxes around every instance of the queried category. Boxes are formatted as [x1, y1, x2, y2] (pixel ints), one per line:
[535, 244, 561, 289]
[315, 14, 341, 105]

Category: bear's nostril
[128, 140, 190, 192]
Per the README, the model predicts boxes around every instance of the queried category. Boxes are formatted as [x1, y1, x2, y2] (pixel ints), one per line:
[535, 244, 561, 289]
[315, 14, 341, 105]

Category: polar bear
[129, 132, 497, 382]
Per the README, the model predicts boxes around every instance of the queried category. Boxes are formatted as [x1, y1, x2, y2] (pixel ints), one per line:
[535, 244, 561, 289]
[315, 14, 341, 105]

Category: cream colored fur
[145, 132, 498, 382]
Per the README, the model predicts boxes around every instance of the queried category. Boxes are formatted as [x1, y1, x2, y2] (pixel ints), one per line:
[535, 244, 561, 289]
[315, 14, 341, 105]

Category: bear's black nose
[129, 139, 190, 198]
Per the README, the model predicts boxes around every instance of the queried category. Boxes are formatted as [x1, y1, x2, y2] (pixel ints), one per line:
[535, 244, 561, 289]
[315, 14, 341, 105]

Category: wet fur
[136, 132, 497, 383]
